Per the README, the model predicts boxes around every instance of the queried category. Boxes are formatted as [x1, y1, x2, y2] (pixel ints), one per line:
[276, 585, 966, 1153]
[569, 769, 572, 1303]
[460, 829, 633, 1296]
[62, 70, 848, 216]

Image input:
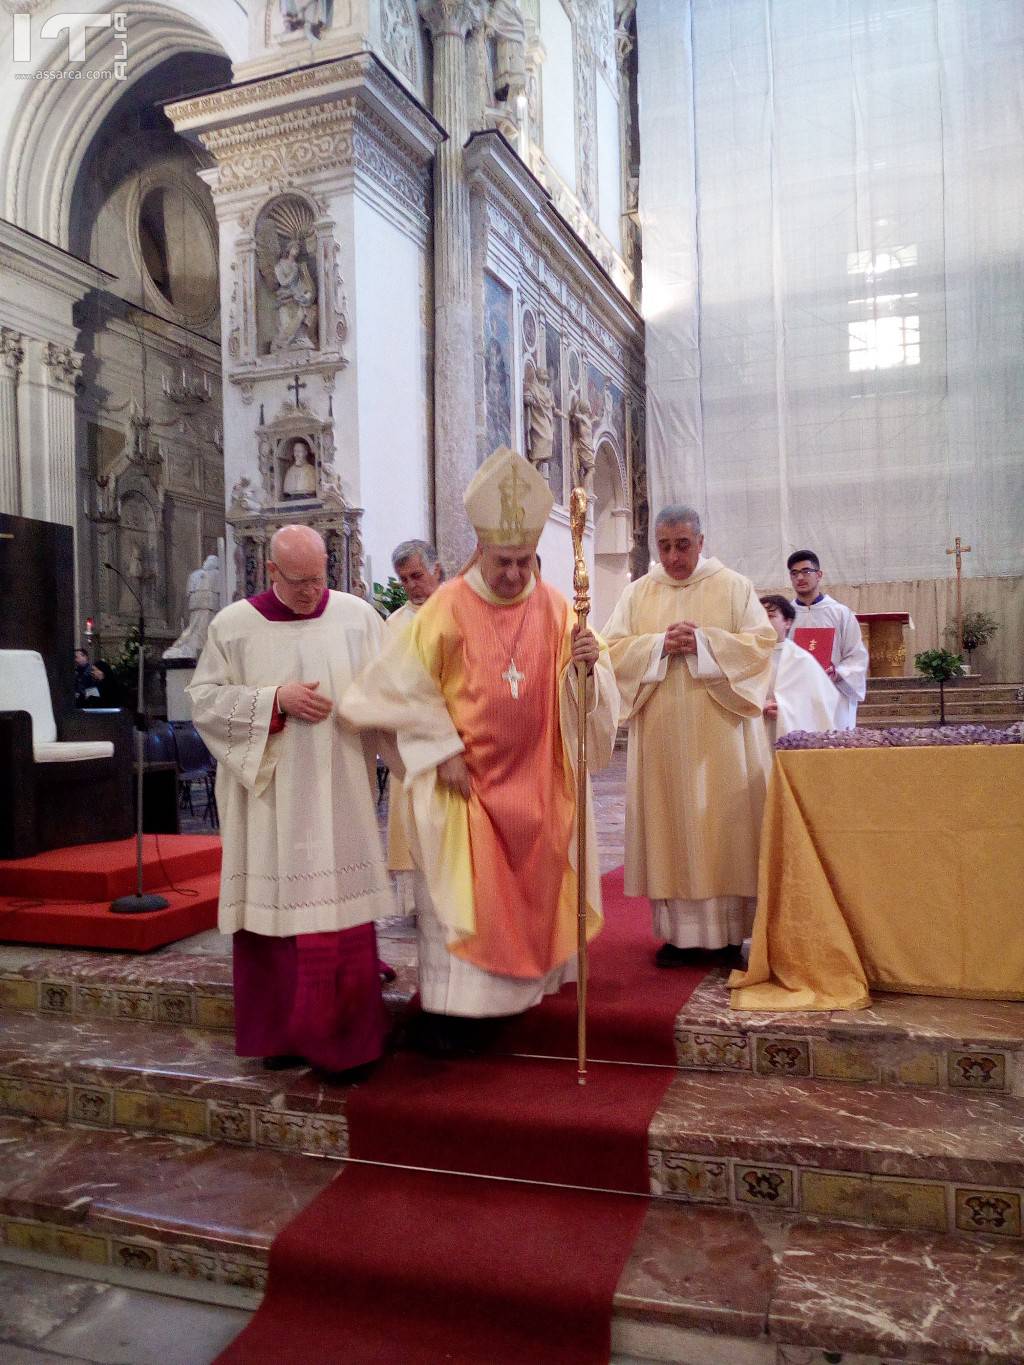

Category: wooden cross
[501, 659, 525, 699]
[289, 373, 306, 406]
[946, 536, 972, 654]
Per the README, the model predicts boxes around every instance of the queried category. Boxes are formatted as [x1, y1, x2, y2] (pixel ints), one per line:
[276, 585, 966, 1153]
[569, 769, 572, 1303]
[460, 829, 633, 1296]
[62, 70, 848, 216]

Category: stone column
[41, 342, 82, 526]
[419, 0, 483, 569]
[0, 329, 24, 515]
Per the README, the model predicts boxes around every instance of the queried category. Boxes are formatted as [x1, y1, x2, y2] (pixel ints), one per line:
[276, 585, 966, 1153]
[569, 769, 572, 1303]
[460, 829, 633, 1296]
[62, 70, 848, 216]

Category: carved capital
[418, 0, 483, 41]
[42, 342, 82, 392]
[0, 328, 24, 378]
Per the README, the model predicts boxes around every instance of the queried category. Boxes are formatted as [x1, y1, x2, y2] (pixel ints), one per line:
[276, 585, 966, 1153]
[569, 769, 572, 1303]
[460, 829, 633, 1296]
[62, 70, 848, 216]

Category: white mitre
[464, 446, 554, 549]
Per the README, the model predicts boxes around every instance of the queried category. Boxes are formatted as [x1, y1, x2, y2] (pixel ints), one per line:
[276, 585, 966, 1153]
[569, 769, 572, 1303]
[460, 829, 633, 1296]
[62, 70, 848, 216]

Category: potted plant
[373, 576, 408, 619]
[914, 648, 966, 725]
[944, 610, 998, 673]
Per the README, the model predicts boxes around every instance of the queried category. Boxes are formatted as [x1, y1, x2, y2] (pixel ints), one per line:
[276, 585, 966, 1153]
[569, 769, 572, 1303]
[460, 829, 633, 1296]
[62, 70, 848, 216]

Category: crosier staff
[569, 486, 590, 1086]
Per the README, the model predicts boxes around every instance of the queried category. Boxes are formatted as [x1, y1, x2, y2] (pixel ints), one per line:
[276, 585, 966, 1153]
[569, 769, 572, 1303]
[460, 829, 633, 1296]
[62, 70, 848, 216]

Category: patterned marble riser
[676, 975, 1024, 1098]
[4, 1119, 1021, 1365]
[0, 947, 417, 1034]
[1, 1012, 1022, 1244]
[1, 1115, 1021, 1365]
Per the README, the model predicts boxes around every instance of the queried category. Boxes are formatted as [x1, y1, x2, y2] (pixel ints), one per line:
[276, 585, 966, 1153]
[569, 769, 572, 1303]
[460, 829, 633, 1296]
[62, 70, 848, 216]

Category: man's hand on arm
[662, 621, 699, 657]
[437, 754, 471, 799]
[277, 680, 333, 723]
[570, 624, 599, 673]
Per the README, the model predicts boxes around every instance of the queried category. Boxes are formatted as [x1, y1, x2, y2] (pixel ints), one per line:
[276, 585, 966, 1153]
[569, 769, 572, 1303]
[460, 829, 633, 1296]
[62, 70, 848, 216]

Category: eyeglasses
[273, 566, 327, 588]
[789, 568, 821, 579]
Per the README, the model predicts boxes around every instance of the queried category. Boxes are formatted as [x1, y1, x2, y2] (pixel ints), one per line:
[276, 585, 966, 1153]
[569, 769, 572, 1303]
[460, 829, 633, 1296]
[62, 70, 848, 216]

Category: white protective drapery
[637, 0, 1024, 591]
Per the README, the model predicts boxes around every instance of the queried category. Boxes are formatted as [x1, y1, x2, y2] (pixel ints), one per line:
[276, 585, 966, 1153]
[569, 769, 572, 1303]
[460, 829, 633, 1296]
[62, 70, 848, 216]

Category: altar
[730, 744, 1024, 1011]
[855, 611, 912, 676]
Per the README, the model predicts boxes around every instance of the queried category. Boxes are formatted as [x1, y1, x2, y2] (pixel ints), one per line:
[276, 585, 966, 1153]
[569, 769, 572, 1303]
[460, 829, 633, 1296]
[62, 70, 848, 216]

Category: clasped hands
[277, 679, 333, 723]
[662, 620, 700, 657]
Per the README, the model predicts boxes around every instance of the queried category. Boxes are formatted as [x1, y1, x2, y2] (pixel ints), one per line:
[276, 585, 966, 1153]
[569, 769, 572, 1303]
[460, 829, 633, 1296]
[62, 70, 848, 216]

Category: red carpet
[0, 836, 221, 950]
[217, 869, 706, 1365]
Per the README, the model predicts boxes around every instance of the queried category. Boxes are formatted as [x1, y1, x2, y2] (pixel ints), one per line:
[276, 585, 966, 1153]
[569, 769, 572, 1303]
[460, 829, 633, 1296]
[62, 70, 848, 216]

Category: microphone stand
[104, 563, 169, 914]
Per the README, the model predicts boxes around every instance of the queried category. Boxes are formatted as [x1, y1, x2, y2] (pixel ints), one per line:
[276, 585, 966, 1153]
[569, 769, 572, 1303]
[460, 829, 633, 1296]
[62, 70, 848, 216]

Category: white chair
[0, 649, 133, 857]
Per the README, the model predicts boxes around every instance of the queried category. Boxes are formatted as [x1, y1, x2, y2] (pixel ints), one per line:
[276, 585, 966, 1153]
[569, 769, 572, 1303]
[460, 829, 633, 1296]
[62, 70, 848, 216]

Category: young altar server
[759, 594, 839, 742]
[188, 525, 394, 1075]
[787, 550, 869, 729]
[341, 448, 618, 1055]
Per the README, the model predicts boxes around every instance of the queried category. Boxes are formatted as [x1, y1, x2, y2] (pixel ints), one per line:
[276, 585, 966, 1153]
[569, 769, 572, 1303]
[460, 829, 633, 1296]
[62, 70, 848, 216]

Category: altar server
[189, 525, 394, 1075]
[787, 551, 869, 729]
[759, 594, 839, 742]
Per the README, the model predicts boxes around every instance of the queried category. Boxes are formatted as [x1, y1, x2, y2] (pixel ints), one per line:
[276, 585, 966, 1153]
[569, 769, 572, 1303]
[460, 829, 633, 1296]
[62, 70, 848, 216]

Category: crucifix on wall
[289, 373, 307, 407]
[946, 535, 972, 653]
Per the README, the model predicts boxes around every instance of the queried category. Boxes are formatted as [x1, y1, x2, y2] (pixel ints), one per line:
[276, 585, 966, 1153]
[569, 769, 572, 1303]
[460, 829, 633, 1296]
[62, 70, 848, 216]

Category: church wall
[350, 193, 431, 583]
[466, 132, 643, 606]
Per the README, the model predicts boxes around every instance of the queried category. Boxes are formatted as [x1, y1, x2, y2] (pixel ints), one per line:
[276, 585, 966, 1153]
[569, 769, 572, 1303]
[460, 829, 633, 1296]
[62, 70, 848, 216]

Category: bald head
[267, 525, 327, 615]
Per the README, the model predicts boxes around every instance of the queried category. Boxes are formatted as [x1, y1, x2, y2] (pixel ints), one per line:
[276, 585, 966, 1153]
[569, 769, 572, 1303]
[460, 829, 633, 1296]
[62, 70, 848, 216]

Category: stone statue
[281, 0, 332, 40]
[163, 554, 222, 661]
[282, 438, 318, 498]
[270, 240, 318, 352]
[486, 0, 527, 104]
[228, 474, 262, 515]
[523, 367, 555, 473]
[569, 395, 595, 495]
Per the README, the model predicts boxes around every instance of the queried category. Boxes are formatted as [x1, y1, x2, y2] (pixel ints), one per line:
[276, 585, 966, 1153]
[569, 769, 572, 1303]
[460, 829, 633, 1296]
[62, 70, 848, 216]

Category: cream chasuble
[341, 567, 618, 1017]
[189, 592, 396, 937]
[603, 560, 775, 948]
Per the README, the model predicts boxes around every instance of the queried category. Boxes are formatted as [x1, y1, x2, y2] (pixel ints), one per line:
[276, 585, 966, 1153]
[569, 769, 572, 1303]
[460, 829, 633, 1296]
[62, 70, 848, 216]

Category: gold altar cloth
[730, 747, 1024, 1011]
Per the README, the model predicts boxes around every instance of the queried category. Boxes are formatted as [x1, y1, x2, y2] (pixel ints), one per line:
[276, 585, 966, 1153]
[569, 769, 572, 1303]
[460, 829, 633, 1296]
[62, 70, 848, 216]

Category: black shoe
[405, 1011, 481, 1058]
[312, 1060, 377, 1086]
[262, 1054, 305, 1070]
[654, 942, 707, 968]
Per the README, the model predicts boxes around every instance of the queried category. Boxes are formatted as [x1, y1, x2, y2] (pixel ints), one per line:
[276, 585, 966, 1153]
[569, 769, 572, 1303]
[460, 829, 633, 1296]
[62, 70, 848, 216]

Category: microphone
[104, 560, 144, 614]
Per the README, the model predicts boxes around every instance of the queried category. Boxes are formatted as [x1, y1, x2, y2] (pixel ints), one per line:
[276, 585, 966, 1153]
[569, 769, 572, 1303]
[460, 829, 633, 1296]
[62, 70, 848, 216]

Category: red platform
[0, 836, 221, 951]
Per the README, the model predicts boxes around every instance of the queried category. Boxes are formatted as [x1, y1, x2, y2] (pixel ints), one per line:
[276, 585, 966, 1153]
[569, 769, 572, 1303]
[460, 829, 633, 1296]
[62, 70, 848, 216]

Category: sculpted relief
[255, 197, 320, 354]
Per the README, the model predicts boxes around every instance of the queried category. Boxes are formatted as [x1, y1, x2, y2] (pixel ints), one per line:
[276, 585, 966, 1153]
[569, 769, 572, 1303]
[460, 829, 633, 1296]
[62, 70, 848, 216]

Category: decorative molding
[0, 329, 24, 379]
[41, 343, 83, 392]
[417, 0, 484, 40]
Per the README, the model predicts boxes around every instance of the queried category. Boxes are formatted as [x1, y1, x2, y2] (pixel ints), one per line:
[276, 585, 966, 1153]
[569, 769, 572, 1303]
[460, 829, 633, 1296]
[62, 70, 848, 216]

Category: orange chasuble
[432, 577, 578, 979]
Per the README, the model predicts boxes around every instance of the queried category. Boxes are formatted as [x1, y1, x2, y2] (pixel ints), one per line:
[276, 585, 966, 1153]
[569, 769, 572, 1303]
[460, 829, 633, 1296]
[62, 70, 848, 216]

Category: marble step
[0, 1011, 1022, 1242]
[674, 973, 1024, 1098]
[0, 941, 418, 1033]
[1, 1114, 1020, 1365]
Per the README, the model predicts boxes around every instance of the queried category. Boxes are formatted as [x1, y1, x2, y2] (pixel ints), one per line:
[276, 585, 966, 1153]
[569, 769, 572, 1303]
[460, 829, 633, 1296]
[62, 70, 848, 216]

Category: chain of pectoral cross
[490, 590, 537, 700]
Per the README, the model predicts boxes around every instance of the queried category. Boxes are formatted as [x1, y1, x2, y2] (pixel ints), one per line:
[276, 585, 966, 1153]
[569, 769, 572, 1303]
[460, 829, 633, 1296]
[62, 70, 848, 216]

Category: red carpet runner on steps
[216, 869, 707, 1365]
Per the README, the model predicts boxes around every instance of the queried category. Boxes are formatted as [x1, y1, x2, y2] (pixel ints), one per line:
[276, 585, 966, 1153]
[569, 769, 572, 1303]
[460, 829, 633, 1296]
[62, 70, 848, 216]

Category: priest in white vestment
[188, 526, 395, 1076]
[759, 595, 839, 742]
[603, 505, 776, 966]
[341, 450, 618, 1055]
[787, 551, 869, 729]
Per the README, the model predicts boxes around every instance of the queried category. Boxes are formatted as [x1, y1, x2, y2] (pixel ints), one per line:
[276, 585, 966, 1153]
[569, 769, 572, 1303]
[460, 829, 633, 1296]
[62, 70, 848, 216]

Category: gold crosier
[569, 486, 590, 1086]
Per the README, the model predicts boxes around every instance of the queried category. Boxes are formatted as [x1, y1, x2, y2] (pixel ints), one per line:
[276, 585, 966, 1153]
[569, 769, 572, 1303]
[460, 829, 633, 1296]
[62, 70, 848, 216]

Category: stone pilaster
[0, 329, 24, 515]
[419, 0, 484, 569]
[41, 342, 82, 527]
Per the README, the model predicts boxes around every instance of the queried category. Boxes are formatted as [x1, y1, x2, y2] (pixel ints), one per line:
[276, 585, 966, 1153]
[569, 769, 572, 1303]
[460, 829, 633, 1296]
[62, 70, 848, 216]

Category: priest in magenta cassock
[602, 505, 776, 965]
[340, 449, 618, 1055]
[188, 525, 395, 1075]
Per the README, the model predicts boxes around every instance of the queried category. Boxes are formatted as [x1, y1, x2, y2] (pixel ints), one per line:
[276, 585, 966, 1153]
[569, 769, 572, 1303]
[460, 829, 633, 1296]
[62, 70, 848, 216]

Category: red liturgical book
[792, 626, 836, 671]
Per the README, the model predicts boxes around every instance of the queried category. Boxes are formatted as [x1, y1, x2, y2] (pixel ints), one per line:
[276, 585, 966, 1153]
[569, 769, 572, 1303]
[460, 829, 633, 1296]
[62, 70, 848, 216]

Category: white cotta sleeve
[187, 621, 279, 796]
[835, 610, 870, 703]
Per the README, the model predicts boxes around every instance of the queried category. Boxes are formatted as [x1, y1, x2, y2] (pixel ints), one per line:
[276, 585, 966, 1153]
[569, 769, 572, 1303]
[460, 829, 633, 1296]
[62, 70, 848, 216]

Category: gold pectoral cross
[502, 659, 525, 699]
